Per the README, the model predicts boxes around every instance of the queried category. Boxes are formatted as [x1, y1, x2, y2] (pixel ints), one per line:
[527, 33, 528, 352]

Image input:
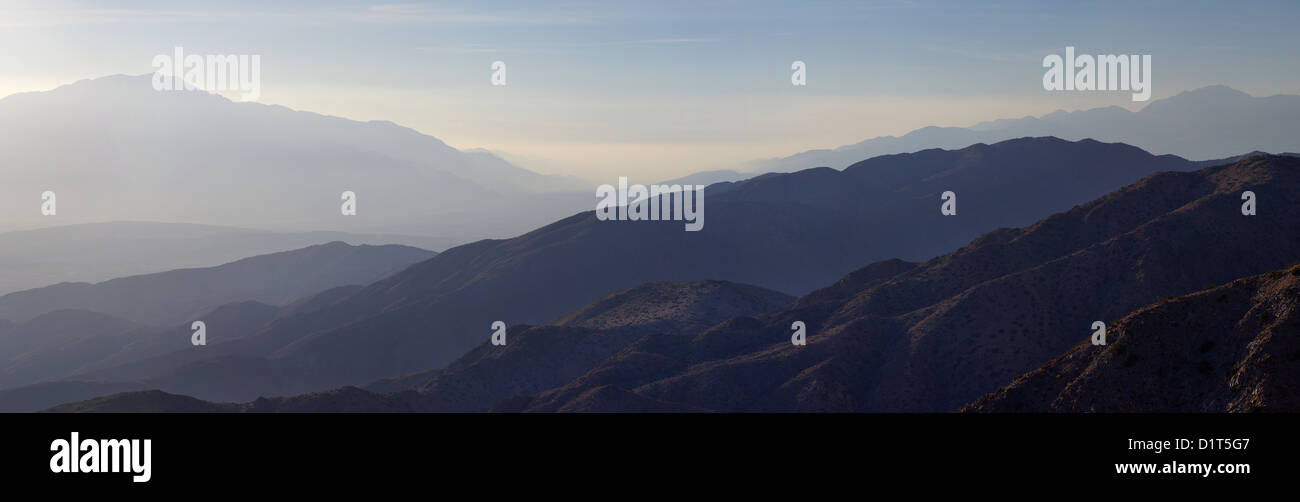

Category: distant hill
[0, 221, 452, 295]
[964, 264, 1300, 412]
[0, 381, 147, 413]
[0, 298, 282, 393]
[0, 241, 434, 326]
[0, 242, 434, 405]
[0, 309, 141, 369]
[656, 169, 751, 187]
[43, 389, 238, 413]
[742, 86, 1300, 174]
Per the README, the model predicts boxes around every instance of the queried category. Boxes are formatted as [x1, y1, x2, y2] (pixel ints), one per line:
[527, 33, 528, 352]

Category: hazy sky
[2, 0, 1298, 181]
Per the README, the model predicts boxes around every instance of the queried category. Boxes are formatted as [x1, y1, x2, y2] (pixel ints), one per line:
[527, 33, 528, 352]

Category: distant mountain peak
[1168, 84, 1252, 100]
[734, 84, 1298, 176]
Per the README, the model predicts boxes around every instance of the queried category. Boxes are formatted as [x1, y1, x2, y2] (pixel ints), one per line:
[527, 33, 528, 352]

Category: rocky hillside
[964, 264, 1300, 412]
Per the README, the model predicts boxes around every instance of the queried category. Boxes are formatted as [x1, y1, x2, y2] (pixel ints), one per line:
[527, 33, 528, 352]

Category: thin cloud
[606, 38, 723, 45]
[0, 3, 600, 28]
[418, 44, 510, 54]
[416, 37, 722, 55]
[353, 3, 598, 25]
[925, 46, 1046, 63]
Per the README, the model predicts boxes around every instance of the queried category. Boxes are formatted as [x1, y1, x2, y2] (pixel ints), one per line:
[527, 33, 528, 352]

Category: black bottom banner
[6, 413, 1293, 492]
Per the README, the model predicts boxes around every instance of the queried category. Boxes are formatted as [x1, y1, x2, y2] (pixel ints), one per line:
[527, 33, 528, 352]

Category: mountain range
[0, 242, 434, 407]
[733, 85, 1300, 177]
[35, 136, 1231, 403]
[39, 152, 1300, 412]
[0, 74, 589, 242]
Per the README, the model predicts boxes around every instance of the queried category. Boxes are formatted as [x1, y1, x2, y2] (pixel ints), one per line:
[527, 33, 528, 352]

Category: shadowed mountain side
[79, 285, 372, 371]
[0, 310, 143, 387]
[43, 387, 422, 413]
[713, 137, 1222, 260]
[329, 281, 790, 409]
[155, 201, 884, 397]
[389, 281, 793, 411]
[42, 390, 239, 413]
[25, 286, 375, 405]
[520, 154, 1300, 412]
[45, 280, 792, 410]
[0, 241, 434, 326]
[0, 300, 281, 400]
[0, 221, 454, 296]
[62, 301, 283, 381]
[964, 264, 1300, 412]
[0, 309, 140, 362]
[1, 284, 386, 408]
[554, 281, 795, 333]
[0, 381, 148, 413]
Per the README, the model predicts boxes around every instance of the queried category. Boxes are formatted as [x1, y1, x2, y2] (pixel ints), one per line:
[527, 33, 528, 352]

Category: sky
[1, 0, 1298, 181]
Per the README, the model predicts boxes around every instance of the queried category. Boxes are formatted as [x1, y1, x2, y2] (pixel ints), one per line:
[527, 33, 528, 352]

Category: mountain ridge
[0, 240, 434, 326]
[737, 85, 1300, 177]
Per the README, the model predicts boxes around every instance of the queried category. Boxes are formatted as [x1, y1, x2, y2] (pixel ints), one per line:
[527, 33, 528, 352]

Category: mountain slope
[397, 281, 793, 412]
[520, 154, 1300, 412]
[0, 381, 148, 413]
[47, 280, 793, 411]
[964, 264, 1300, 412]
[0, 310, 142, 372]
[0, 241, 434, 326]
[0, 221, 453, 296]
[0, 299, 282, 393]
[43, 390, 239, 413]
[554, 281, 795, 334]
[166, 280, 790, 405]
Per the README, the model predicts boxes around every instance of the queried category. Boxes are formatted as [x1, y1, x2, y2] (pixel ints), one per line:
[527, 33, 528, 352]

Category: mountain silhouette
[0, 241, 433, 326]
[0, 221, 454, 295]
